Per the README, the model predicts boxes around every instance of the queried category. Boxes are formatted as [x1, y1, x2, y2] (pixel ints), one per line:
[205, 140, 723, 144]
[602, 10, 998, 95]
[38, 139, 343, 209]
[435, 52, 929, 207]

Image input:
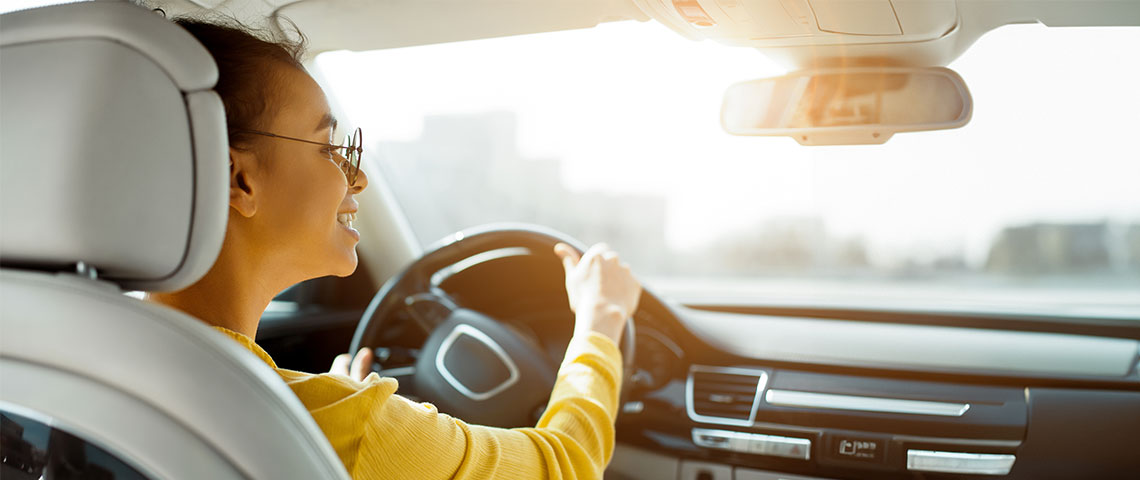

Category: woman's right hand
[330, 347, 373, 382]
[554, 242, 642, 345]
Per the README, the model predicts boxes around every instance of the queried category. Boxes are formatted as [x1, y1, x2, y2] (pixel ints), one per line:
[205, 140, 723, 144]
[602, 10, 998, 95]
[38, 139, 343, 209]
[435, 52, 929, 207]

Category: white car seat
[0, 2, 350, 478]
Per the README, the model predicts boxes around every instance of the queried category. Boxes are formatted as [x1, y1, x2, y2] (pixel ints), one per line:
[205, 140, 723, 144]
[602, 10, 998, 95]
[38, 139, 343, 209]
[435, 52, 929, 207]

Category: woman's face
[241, 64, 368, 279]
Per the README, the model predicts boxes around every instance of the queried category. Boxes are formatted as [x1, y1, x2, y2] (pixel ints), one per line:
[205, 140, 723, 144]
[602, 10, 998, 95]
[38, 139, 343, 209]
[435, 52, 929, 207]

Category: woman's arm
[294, 329, 622, 479]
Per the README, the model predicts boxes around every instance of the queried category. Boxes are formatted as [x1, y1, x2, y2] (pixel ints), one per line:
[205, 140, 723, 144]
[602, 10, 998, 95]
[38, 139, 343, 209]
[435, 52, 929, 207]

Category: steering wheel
[349, 224, 636, 428]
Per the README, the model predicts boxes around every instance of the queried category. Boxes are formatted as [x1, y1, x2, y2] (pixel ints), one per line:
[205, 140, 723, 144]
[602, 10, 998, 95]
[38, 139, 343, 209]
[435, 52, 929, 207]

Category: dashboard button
[823, 434, 887, 464]
[907, 450, 1016, 475]
[746, 433, 812, 460]
[692, 428, 811, 460]
[692, 428, 750, 453]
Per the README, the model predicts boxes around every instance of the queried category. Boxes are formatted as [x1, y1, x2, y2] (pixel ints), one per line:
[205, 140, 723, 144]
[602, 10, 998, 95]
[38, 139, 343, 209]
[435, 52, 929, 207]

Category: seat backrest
[0, 3, 350, 478]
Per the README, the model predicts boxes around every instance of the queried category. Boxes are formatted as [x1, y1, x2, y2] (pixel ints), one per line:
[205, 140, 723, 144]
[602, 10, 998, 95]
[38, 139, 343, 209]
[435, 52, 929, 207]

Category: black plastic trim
[686, 304, 1140, 341]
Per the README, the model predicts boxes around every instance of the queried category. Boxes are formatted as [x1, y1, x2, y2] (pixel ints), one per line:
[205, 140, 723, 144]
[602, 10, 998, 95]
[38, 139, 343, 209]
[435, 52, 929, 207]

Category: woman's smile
[338, 211, 360, 241]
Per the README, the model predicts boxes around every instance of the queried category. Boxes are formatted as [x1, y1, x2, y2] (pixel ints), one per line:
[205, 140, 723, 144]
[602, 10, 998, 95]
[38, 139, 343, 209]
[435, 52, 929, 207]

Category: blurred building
[373, 112, 670, 273]
[686, 217, 871, 276]
[984, 221, 1138, 275]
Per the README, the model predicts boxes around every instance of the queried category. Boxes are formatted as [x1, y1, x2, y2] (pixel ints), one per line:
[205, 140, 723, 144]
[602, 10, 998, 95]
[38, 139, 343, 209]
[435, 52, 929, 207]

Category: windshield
[316, 23, 1140, 318]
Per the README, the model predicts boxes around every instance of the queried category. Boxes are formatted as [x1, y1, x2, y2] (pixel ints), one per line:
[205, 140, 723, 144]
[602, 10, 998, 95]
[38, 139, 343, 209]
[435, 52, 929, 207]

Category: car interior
[1, 1, 1138, 479]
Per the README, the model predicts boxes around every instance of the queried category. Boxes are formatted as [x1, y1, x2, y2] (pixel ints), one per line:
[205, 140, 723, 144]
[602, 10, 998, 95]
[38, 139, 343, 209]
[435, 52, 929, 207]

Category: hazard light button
[746, 433, 812, 460]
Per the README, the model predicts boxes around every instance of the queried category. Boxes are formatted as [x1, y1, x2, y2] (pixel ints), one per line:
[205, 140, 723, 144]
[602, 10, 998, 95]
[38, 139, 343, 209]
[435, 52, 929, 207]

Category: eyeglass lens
[344, 128, 361, 186]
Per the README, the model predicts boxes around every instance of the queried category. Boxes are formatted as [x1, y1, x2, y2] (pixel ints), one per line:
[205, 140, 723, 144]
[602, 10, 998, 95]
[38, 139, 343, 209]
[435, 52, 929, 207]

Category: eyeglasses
[238, 127, 363, 186]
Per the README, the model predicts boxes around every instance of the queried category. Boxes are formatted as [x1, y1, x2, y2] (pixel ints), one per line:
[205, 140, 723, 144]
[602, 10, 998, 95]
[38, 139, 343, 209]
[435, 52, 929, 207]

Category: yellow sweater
[213, 327, 622, 479]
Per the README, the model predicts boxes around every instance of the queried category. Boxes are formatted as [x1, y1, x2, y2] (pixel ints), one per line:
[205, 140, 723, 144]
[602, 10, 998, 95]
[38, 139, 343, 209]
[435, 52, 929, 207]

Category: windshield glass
[316, 23, 1140, 318]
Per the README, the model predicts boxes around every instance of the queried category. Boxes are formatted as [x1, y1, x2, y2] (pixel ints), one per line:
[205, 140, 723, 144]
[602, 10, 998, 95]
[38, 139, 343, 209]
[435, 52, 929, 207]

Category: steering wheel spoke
[403, 290, 459, 333]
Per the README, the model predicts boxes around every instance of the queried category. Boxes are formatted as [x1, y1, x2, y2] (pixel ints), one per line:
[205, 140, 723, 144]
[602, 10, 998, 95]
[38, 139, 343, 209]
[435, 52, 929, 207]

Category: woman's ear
[229, 148, 258, 218]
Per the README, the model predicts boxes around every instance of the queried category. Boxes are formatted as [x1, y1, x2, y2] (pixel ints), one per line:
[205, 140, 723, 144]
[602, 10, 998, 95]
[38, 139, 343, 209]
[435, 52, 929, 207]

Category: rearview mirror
[721, 66, 972, 145]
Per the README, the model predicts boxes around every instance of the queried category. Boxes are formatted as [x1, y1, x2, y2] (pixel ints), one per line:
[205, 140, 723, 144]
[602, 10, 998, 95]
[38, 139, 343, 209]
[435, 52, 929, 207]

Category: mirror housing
[721, 66, 972, 145]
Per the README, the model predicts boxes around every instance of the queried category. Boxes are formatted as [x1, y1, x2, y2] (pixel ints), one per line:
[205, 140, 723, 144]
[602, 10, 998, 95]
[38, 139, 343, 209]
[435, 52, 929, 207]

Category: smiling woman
[148, 18, 370, 336]
[139, 14, 645, 480]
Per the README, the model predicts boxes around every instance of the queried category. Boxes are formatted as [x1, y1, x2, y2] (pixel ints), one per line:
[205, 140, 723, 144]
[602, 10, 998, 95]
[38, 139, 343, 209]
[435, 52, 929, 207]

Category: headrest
[0, 2, 228, 292]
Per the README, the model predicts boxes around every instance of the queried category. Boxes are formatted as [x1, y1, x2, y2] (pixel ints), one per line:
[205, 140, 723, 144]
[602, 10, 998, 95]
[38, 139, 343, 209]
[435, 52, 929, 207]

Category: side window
[1, 410, 150, 480]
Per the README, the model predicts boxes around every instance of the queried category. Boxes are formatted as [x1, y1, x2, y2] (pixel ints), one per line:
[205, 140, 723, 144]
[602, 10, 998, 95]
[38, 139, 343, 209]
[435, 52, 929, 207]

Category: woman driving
[146, 18, 641, 480]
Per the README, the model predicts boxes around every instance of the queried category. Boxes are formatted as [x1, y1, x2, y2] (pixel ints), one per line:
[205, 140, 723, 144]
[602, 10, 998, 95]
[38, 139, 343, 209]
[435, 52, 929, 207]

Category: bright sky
[316, 22, 1138, 271]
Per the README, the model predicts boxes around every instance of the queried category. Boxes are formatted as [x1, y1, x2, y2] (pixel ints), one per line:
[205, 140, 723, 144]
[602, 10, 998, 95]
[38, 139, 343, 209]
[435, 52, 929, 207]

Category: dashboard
[294, 248, 1140, 479]
[611, 301, 1140, 480]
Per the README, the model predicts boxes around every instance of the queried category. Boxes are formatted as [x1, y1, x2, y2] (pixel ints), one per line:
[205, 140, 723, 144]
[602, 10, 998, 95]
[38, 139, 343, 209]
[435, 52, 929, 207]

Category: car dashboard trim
[764, 389, 970, 417]
[681, 309, 1140, 379]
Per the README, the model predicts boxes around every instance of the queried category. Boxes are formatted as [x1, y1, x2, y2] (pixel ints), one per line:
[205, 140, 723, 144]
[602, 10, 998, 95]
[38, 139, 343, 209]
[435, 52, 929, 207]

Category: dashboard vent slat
[688, 367, 767, 424]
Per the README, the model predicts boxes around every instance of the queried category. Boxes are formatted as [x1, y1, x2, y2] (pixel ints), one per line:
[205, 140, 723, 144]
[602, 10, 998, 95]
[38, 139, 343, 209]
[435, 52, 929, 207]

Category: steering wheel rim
[349, 223, 635, 428]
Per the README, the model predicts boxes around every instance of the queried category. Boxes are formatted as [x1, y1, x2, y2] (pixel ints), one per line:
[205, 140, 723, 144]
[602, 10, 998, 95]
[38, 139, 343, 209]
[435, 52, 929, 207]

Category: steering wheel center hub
[436, 323, 519, 400]
[414, 309, 557, 427]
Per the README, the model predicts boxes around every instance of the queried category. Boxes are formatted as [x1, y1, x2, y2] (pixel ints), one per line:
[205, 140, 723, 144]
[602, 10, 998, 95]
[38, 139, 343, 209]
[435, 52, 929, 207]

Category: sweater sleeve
[279, 332, 623, 480]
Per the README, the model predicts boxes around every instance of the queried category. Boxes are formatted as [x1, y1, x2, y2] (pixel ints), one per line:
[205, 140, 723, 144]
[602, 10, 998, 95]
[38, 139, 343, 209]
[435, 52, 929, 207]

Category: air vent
[687, 366, 768, 425]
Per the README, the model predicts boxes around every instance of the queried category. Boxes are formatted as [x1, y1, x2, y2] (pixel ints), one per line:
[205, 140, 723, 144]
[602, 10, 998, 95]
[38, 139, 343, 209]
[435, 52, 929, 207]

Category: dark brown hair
[174, 18, 308, 151]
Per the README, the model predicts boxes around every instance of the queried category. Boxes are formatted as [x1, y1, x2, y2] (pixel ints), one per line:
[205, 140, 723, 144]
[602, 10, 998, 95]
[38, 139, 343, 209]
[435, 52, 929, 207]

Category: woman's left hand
[329, 347, 373, 382]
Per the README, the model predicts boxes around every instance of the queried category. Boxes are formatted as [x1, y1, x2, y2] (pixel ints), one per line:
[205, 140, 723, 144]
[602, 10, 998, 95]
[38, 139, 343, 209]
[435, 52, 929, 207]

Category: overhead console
[633, 0, 957, 48]
[628, 0, 1140, 67]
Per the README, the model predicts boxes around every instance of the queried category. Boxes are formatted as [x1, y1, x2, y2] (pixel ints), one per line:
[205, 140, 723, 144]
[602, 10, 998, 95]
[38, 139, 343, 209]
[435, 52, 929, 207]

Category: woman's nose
[350, 166, 368, 193]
